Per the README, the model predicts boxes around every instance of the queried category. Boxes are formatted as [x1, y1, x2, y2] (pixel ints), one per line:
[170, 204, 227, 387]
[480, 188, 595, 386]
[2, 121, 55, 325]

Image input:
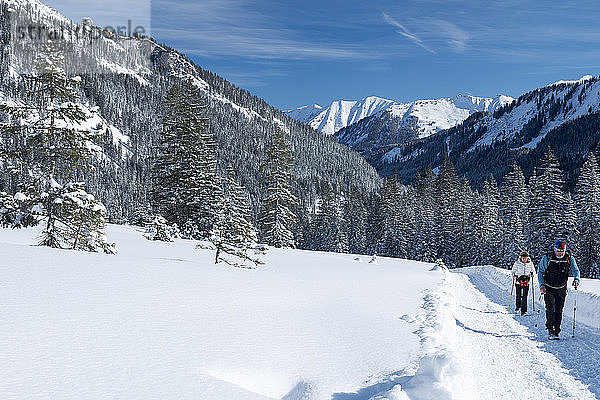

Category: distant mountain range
[286, 75, 600, 190]
[285, 96, 395, 135]
[379, 75, 600, 188]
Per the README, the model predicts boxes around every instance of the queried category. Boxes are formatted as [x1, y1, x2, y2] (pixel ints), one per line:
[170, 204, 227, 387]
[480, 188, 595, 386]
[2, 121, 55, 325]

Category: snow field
[1, 224, 444, 400]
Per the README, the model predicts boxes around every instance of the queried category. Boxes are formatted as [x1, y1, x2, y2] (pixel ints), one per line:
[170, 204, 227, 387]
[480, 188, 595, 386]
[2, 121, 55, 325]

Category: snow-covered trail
[454, 267, 599, 400]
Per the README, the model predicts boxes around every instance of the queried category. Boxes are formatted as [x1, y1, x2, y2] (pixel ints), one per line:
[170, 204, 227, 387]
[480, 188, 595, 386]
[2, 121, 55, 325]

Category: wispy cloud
[429, 19, 469, 53]
[151, 0, 377, 61]
[382, 12, 436, 54]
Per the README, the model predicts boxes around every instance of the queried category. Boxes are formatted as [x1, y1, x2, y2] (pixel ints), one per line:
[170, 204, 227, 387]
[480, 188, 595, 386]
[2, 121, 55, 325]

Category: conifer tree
[344, 186, 367, 255]
[528, 147, 570, 257]
[435, 157, 461, 265]
[144, 215, 180, 242]
[151, 79, 220, 239]
[480, 175, 501, 264]
[453, 177, 474, 267]
[413, 168, 437, 262]
[210, 166, 265, 268]
[36, 180, 115, 253]
[499, 162, 528, 266]
[258, 128, 297, 248]
[378, 176, 408, 258]
[313, 183, 348, 253]
[574, 154, 600, 277]
[0, 44, 112, 251]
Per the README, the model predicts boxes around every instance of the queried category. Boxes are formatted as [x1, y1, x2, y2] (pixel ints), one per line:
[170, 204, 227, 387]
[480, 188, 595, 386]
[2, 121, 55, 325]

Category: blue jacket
[537, 254, 580, 288]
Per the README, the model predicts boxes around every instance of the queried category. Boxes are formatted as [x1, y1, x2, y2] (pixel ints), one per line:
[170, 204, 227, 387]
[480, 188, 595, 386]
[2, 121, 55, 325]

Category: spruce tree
[413, 168, 437, 262]
[499, 162, 528, 266]
[528, 147, 570, 257]
[0, 44, 112, 251]
[344, 186, 368, 255]
[378, 176, 408, 258]
[151, 79, 220, 239]
[435, 157, 461, 265]
[209, 166, 265, 268]
[313, 183, 348, 253]
[258, 128, 297, 248]
[574, 154, 600, 277]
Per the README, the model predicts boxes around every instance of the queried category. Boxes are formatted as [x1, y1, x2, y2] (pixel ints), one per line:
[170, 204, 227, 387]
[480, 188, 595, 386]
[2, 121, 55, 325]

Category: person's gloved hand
[540, 286, 546, 295]
[573, 280, 580, 289]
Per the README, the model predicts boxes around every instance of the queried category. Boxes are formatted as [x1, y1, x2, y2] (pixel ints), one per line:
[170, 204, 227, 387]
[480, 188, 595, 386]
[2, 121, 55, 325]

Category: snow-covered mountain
[332, 94, 512, 170]
[384, 75, 600, 188]
[285, 96, 395, 135]
[286, 94, 513, 139]
[0, 0, 381, 220]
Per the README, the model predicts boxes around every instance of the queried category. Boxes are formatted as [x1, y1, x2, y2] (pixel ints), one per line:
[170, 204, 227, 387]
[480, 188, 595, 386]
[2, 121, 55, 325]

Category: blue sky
[46, 0, 600, 110]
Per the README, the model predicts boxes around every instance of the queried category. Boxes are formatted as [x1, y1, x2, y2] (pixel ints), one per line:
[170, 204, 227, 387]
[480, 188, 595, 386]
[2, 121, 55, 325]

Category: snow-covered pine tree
[378, 175, 409, 258]
[528, 147, 570, 257]
[343, 186, 367, 255]
[574, 154, 600, 277]
[499, 162, 528, 267]
[0, 190, 37, 228]
[480, 175, 501, 265]
[0, 44, 100, 181]
[150, 79, 220, 239]
[258, 128, 297, 248]
[313, 183, 348, 253]
[210, 166, 265, 268]
[58, 182, 115, 253]
[144, 215, 180, 242]
[0, 44, 112, 251]
[434, 157, 461, 266]
[35, 180, 115, 253]
[453, 177, 474, 267]
[413, 168, 437, 262]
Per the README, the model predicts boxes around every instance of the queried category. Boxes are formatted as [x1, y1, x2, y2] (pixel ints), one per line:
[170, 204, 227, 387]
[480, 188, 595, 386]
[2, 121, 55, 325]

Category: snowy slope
[1, 224, 446, 400]
[467, 76, 600, 152]
[285, 96, 395, 135]
[332, 94, 512, 172]
[287, 94, 512, 140]
[2, 225, 600, 400]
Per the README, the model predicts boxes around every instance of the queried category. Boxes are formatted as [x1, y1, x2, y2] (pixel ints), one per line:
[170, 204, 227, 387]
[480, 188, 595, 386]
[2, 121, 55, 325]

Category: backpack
[544, 251, 571, 288]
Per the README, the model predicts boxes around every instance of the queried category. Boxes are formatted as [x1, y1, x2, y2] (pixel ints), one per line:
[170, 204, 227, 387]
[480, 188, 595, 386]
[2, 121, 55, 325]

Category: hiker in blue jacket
[538, 240, 580, 340]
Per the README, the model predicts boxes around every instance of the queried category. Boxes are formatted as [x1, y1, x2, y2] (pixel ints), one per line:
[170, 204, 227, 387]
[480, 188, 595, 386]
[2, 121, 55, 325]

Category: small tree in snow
[210, 166, 266, 268]
[0, 191, 38, 228]
[37, 181, 115, 253]
[144, 215, 180, 242]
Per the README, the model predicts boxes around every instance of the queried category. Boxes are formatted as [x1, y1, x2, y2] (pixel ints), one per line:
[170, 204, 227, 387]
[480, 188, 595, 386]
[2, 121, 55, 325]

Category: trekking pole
[572, 286, 578, 338]
[508, 276, 514, 313]
[531, 279, 535, 312]
[535, 294, 543, 332]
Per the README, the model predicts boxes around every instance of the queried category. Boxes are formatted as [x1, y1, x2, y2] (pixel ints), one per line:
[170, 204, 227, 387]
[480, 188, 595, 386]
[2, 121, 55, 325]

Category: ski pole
[572, 286, 578, 338]
[532, 278, 535, 312]
[508, 276, 515, 313]
[535, 294, 543, 332]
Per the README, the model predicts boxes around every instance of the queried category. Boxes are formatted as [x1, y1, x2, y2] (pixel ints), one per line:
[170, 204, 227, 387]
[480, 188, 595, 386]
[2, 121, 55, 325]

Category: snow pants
[544, 286, 567, 334]
[515, 282, 529, 313]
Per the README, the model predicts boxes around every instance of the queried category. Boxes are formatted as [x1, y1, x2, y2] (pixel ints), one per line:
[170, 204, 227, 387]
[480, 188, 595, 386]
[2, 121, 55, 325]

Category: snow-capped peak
[287, 93, 513, 137]
[547, 75, 595, 87]
[285, 96, 395, 135]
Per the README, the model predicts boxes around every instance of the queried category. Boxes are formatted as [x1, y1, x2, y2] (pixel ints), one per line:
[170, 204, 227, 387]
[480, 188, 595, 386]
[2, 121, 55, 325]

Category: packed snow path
[454, 267, 599, 400]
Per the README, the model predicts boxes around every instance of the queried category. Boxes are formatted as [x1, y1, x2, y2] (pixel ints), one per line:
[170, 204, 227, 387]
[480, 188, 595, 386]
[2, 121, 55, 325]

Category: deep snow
[1, 224, 444, 400]
[2, 225, 599, 400]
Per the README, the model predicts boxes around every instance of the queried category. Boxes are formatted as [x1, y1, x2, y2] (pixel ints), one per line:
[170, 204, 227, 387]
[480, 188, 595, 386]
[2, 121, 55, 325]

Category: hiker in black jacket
[538, 240, 581, 340]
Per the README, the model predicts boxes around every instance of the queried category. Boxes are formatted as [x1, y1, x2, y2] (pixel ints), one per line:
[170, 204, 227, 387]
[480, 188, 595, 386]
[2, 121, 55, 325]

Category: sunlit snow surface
[2, 225, 599, 400]
[1, 225, 442, 400]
